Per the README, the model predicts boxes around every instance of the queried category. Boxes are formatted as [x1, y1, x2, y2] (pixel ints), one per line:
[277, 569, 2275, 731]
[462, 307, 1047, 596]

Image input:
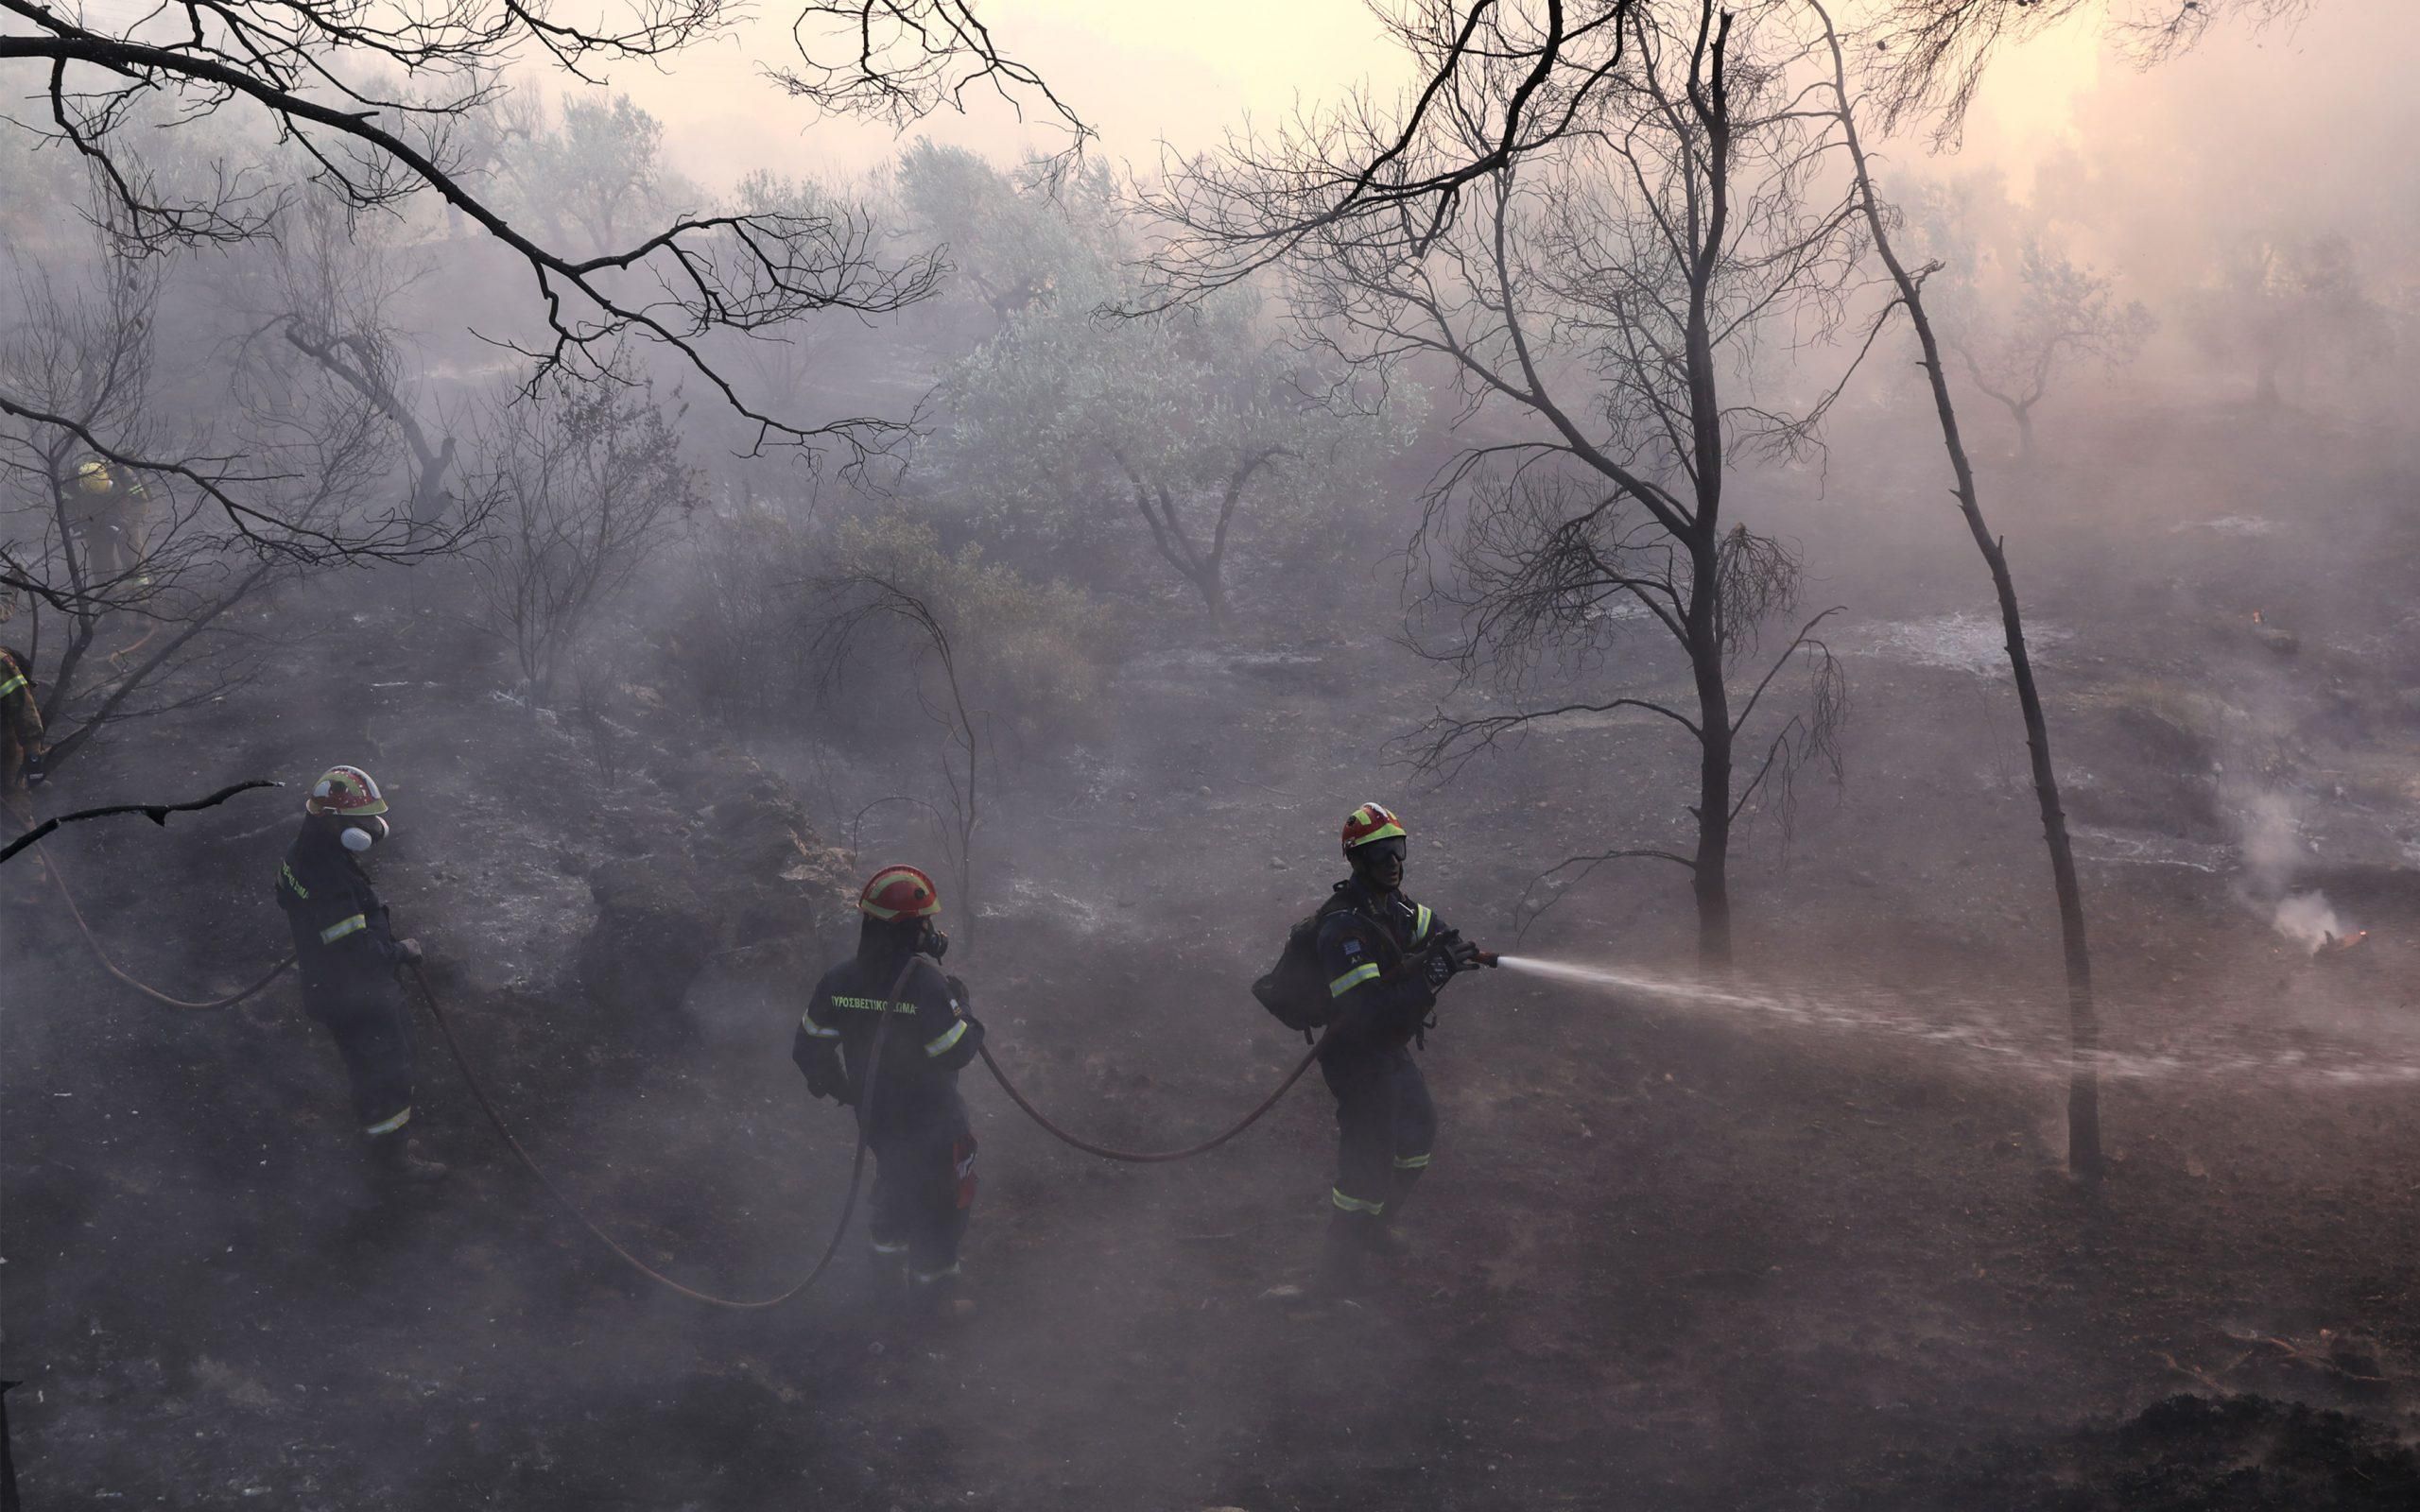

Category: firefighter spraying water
[1254, 802, 1498, 1297]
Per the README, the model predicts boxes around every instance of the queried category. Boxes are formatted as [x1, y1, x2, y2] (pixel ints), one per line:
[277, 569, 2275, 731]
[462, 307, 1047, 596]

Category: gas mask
[339, 815, 390, 853]
[920, 921, 950, 961]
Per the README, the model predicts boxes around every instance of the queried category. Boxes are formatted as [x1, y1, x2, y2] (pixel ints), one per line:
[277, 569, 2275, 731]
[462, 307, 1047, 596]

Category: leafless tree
[472, 369, 700, 699]
[1173, 1, 1861, 965]
[1866, 0, 2311, 139]
[1817, 0, 2103, 1179]
[810, 575, 984, 940]
[1146, 0, 2304, 300]
[0, 222, 405, 770]
[268, 195, 464, 526]
[0, 0, 1081, 544]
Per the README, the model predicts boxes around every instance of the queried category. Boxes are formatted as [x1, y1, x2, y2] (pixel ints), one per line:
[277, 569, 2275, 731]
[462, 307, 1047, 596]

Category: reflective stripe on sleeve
[924, 1020, 969, 1057]
[798, 1009, 841, 1038]
[1392, 1152, 1432, 1170]
[0, 673, 26, 698]
[365, 1106, 412, 1136]
[1331, 1188, 1386, 1215]
[320, 913, 367, 944]
[1412, 904, 1433, 945]
[1328, 962, 1380, 997]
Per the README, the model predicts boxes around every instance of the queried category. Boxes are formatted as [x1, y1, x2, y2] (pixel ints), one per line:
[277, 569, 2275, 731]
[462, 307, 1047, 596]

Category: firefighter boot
[867, 1240, 911, 1311]
[367, 1131, 449, 1187]
[910, 1263, 973, 1322]
[1365, 1161, 1426, 1260]
[1314, 1211, 1379, 1297]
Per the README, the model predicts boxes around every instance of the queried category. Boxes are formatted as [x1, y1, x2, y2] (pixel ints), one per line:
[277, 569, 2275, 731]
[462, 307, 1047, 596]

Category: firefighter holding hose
[794, 865, 985, 1315]
[275, 765, 445, 1188]
[1310, 802, 1490, 1295]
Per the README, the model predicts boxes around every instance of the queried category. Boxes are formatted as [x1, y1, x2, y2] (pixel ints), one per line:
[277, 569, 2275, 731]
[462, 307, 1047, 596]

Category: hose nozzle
[1475, 949, 1500, 968]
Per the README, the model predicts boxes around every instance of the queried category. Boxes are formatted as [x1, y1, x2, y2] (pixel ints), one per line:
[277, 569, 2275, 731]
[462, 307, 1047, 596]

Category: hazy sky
[593, 0, 2109, 190]
[582, 0, 2412, 301]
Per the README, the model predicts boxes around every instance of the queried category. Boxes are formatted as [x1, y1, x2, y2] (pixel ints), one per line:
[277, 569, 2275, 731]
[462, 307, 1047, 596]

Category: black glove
[798, 1039, 850, 1104]
[1443, 933, 1485, 972]
[1422, 943, 1456, 990]
[1422, 930, 1484, 988]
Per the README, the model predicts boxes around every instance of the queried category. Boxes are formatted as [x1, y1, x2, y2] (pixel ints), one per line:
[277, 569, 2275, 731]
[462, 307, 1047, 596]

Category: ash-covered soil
[8, 409, 2420, 1509]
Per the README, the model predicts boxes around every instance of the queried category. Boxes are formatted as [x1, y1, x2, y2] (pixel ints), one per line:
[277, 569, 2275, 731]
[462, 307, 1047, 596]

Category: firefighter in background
[275, 765, 445, 1186]
[1, 644, 44, 902]
[1313, 802, 1487, 1294]
[794, 865, 984, 1314]
[71, 456, 150, 586]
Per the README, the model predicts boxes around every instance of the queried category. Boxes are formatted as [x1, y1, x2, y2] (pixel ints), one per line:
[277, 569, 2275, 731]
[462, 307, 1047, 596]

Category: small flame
[2319, 930, 2369, 954]
[2251, 610, 2264, 625]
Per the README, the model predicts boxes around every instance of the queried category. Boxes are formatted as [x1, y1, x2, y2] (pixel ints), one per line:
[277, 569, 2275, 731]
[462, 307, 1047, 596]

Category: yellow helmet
[75, 456, 113, 493]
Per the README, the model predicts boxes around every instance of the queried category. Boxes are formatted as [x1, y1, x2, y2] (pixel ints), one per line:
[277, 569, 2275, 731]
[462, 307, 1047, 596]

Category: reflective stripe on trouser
[302, 979, 417, 1140]
[1320, 1040, 1436, 1219]
[869, 1127, 976, 1278]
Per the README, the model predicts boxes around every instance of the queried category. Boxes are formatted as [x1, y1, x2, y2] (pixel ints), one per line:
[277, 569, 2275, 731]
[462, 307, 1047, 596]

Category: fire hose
[43, 846, 905, 1310]
[974, 942, 1495, 1163]
[977, 1040, 1325, 1163]
[37, 840, 1396, 1289]
[406, 957, 908, 1311]
[41, 844, 294, 1010]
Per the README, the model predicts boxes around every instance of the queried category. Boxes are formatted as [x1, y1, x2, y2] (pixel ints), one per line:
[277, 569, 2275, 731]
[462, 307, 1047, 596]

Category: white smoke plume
[2232, 791, 2352, 954]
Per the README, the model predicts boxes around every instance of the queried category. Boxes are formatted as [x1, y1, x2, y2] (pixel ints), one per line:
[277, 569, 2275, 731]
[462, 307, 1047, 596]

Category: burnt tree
[1168, 0, 1859, 964]
[1819, 0, 2104, 1179]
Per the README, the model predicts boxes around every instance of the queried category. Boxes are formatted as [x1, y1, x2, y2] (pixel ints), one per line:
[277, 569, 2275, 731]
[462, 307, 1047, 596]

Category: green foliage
[1913, 175, 2154, 450]
[666, 501, 1119, 745]
[831, 510, 1122, 740]
[910, 148, 1420, 627]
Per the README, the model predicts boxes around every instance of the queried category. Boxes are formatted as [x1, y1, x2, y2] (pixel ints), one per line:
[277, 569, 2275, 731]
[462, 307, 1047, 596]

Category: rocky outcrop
[574, 749, 853, 1025]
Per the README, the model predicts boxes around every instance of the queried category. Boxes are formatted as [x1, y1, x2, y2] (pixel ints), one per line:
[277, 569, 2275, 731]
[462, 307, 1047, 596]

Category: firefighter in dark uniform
[1314, 802, 1486, 1294]
[1, 644, 44, 905]
[794, 864, 984, 1313]
[2, 644, 43, 830]
[275, 765, 445, 1185]
[71, 456, 150, 586]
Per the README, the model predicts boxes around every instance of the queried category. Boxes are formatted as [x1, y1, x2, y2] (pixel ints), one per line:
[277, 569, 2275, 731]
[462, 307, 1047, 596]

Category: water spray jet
[1489, 956, 2420, 1090]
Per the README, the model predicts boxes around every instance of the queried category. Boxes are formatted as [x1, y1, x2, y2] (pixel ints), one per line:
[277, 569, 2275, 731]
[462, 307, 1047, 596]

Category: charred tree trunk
[1823, 5, 2100, 1180]
[1690, 647, 1737, 966]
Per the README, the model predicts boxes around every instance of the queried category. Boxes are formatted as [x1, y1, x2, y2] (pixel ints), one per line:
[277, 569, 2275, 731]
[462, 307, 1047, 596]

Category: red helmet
[306, 764, 388, 816]
[1341, 801, 1407, 854]
[858, 864, 942, 921]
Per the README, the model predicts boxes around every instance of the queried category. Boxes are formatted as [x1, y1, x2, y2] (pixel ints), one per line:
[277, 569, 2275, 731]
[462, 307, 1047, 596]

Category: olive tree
[920, 153, 1412, 630]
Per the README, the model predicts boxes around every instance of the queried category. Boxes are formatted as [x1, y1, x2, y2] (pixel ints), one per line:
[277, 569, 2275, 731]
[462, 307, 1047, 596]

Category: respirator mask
[920, 921, 950, 961]
[339, 815, 389, 853]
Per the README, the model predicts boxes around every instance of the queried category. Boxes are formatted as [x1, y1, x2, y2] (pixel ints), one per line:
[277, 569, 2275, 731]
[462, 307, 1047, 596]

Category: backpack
[1253, 890, 1398, 1038]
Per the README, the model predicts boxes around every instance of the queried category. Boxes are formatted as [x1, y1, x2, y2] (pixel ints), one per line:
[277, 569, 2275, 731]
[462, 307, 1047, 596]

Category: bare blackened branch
[1865, 0, 2309, 142]
[775, 0, 1090, 155]
[0, 0, 1063, 476]
[0, 779, 279, 867]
